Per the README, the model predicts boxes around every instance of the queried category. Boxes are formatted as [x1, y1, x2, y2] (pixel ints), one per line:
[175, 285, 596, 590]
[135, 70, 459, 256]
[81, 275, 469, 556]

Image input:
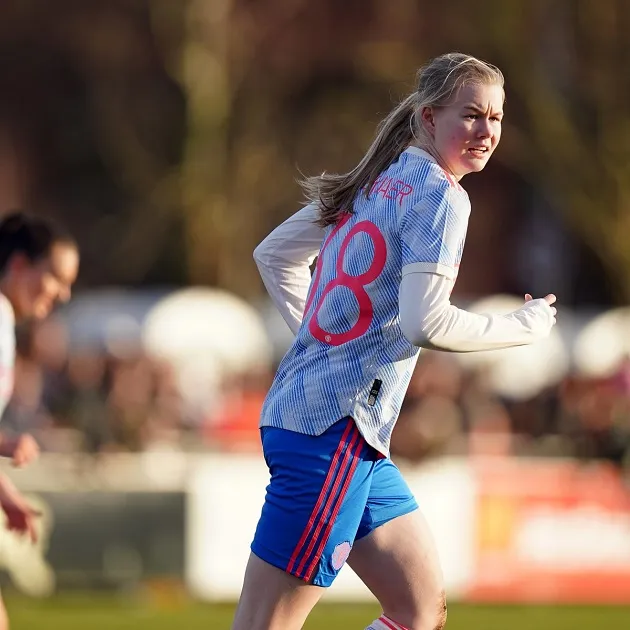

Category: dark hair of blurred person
[0, 211, 79, 321]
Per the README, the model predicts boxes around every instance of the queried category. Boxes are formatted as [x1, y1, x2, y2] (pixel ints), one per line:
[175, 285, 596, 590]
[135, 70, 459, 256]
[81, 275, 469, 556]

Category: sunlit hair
[301, 52, 505, 227]
[0, 211, 77, 274]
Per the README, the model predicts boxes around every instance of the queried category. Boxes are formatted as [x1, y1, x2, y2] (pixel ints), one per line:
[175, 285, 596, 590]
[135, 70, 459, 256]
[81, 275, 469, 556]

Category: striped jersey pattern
[260, 147, 471, 455]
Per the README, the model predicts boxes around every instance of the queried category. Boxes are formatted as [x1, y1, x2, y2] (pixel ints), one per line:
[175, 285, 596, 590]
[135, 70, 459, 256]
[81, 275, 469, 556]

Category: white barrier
[5, 452, 630, 603]
[185, 454, 474, 601]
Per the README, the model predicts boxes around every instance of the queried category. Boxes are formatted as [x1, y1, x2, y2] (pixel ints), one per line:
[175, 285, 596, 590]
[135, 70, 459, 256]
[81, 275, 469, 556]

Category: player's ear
[6, 252, 30, 274]
[420, 106, 436, 138]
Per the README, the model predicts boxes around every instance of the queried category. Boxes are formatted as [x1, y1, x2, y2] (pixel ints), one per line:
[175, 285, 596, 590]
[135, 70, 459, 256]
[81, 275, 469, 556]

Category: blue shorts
[251, 417, 418, 587]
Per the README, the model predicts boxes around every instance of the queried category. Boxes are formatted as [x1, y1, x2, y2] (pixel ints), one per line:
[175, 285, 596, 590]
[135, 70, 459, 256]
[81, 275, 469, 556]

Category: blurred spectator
[391, 352, 465, 461]
[205, 368, 273, 452]
[2, 310, 629, 476]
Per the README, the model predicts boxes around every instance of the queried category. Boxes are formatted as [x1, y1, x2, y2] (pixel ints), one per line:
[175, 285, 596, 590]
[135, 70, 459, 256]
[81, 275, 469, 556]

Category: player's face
[424, 82, 504, 179]
[14, 243, 79, 320]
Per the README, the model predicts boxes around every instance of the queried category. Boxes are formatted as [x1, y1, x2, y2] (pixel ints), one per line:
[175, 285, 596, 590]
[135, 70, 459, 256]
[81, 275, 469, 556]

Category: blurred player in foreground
[233, 52, 557, 630]
[0, 212, 79, 629]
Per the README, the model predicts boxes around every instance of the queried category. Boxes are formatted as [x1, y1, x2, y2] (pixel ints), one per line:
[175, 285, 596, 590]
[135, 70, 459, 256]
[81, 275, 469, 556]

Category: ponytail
[301, 93, 417, 228]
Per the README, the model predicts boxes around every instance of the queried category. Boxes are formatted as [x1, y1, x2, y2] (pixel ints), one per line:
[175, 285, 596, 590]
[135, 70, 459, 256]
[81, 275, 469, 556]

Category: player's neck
[409, 142, 461, 182]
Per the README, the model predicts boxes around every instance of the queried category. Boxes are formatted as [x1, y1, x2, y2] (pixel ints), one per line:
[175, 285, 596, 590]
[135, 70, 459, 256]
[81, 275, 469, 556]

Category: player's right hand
[512, 293, 557, 337]
[1, 495, 41, 543]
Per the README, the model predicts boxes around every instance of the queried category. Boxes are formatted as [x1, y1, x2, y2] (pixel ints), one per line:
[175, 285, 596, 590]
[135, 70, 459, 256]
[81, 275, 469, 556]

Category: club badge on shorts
[331, 541, 352, 571]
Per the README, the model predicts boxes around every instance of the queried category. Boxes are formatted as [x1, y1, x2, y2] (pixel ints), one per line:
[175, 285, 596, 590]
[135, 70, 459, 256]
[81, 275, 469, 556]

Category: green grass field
[4, 594, 630, 630]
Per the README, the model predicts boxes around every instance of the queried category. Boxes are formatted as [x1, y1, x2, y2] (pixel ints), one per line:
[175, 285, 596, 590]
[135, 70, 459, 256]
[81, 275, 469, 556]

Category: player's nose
[476, 118, 492, 138]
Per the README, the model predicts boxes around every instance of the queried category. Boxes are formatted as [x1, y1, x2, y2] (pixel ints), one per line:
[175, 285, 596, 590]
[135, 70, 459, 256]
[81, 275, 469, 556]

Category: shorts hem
[250, 543, 310, 583]
[355, 499, 419, 541]
[251, 543, 341, 588]
[311, 572, 339, 587]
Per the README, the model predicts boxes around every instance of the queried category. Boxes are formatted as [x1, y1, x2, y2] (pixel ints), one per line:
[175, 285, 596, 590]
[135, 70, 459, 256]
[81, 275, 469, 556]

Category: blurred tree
[166, 0, 235, 288]
[0, 0, 188, 287]
[478, 0, 630, 302]
[174, 0, 429, 296]
[0, 0, 626, 305]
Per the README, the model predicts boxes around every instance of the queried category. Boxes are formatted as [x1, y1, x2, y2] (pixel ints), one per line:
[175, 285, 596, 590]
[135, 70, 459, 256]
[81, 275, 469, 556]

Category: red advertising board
[467, 458, 630, 603]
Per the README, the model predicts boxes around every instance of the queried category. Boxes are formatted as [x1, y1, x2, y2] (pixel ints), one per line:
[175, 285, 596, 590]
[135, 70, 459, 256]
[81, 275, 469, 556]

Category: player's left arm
[398, 184, 556, 351]
[254, 204, 324, 334]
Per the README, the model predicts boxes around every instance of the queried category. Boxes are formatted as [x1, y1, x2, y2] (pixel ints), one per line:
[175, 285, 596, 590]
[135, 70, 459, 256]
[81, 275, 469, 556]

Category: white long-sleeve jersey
[254, 147, 555, 455]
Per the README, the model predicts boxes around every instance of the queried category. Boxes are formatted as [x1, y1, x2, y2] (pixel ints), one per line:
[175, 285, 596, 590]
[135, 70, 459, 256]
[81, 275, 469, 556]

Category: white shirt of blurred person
[234, 53, 557, 630]
[0, 212, 78, 621]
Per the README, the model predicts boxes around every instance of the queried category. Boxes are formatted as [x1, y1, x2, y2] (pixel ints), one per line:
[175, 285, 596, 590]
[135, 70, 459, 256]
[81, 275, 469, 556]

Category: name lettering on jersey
[368, 177, 414, 206]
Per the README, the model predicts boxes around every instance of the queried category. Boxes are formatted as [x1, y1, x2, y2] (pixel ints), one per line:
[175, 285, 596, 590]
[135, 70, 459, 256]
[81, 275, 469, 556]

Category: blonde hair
[302, 52, 505, 227]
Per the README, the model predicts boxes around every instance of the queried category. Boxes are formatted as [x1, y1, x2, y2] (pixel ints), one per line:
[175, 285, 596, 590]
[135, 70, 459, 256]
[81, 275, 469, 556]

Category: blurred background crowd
[3, 299, 630, 476]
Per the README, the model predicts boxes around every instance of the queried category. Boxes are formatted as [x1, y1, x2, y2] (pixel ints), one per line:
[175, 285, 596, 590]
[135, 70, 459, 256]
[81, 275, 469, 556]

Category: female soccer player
[0, 212, 79, 629]
[234, 53, 557, 630]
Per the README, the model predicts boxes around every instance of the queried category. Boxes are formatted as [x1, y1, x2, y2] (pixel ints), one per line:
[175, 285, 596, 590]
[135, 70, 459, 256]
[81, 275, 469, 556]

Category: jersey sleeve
[399, 271, 556, 351]
[0, 300, 15, 419]
[399, 184, 470, 280]
[253, 204, 325, 335]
